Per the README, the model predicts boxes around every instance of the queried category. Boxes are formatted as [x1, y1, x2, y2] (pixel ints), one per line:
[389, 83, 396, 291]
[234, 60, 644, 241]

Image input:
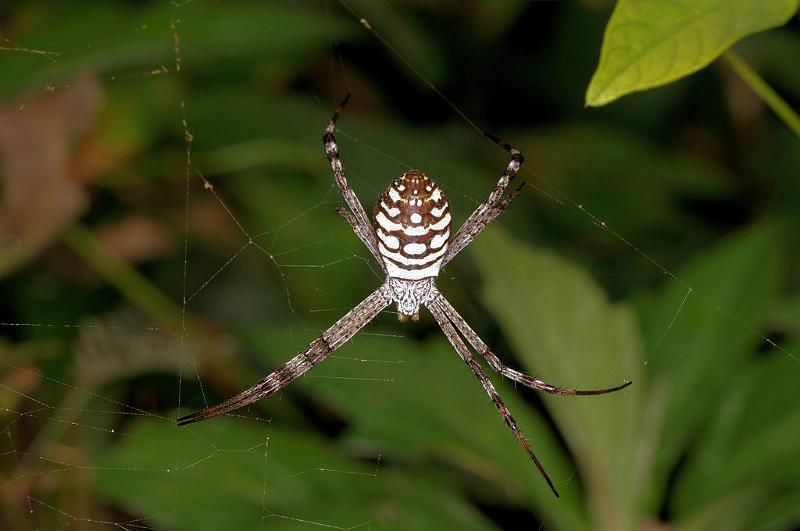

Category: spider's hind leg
[427, 299, 560, 497]
[435, 295, 632, 396]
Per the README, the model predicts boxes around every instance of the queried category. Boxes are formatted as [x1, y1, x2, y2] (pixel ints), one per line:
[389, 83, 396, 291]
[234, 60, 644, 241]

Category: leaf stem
[722, 49, 800, 138]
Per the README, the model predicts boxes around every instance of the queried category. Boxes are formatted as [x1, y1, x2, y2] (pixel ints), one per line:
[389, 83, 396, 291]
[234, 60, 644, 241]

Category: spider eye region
[374, 170, 451, 281]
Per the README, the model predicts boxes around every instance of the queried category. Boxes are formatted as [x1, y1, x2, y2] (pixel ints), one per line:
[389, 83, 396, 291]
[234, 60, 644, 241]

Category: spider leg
[442, 133, 524, 266]
[434, 295, 632, 395]
[427, 299, 559, 498]
[324, 94, 385, 270]
[178, 285, 390, 426]
[443, 182, 525, 267]
[335, 205, 383, 265]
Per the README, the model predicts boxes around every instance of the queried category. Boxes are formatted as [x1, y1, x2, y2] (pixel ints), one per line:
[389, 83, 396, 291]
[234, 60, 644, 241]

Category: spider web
[0, 1, 796, 530]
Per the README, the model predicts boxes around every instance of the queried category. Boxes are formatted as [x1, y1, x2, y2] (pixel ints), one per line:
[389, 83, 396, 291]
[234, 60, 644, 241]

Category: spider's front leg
[335, 205, 383, 265]
[324, 95, 385, 271]
[442, 133, 524, 266]
[178, 285, 390, 426]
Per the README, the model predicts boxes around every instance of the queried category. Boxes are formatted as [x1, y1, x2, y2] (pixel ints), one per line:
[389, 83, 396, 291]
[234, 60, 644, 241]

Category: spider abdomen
[374, 170, 451, 280]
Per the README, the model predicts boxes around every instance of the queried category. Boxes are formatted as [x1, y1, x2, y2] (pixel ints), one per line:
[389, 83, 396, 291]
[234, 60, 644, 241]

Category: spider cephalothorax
[178, 94, 632, 498]
[385, 277, 438, 322]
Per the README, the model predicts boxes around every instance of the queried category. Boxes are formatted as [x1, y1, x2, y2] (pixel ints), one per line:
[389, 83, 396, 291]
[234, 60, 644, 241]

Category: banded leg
[442, 133, 524, 266]
[434, 295, 632, 396]
[335, 206, 384, 270]
[324, 94, 384, 270]
[427, 299, 559, 497]
[178, 285, 390, 426]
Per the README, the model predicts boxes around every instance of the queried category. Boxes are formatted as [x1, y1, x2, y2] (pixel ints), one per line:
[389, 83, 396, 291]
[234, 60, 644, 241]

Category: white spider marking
[403, 242, 427, 255]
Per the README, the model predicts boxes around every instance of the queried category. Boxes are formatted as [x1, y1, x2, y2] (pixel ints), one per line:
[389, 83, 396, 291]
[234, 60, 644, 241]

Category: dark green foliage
[1, 2, 798, 530]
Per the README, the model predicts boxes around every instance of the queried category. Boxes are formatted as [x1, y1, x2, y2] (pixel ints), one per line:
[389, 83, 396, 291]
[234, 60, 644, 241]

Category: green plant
[586, 0, 800, 135]
[1, 2, 798, 530]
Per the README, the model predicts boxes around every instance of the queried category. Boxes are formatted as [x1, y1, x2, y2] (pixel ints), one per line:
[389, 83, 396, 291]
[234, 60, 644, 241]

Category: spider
[178, 94, 632, 497]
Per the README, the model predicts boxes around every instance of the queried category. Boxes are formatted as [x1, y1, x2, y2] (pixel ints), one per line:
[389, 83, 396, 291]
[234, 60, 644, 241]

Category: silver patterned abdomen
[374, 170, 451, 281]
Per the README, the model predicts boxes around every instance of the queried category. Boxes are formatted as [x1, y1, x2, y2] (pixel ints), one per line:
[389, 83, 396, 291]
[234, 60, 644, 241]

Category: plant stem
[722, 49, 800, 138]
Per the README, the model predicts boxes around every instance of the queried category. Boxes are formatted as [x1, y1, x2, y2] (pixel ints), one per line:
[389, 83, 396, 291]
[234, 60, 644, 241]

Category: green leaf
[241, 327, 588, 530]
[637, 223, 783, 511]
[673, 490, 768, 531]
[673, 352, 800, 518]
[586, 0, 800, 106]
[471, 227, 645, 529]
[93, 418, 498, 531]
[748, 490, 800, 531]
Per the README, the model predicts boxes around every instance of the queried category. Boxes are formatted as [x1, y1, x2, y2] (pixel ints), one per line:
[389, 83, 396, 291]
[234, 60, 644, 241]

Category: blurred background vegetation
[1, 1, 799, 530]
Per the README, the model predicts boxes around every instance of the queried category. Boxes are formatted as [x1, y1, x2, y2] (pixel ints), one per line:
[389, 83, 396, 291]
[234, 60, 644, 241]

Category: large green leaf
[637, 223, 783, 511]
[241, 327, 588, 530]
[93, 418, 497, 531]
[472, 227, 644, 530]
[586, 0, 799, 106]
[673, 351, 800, 518]
[748, 490, 800, 531]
